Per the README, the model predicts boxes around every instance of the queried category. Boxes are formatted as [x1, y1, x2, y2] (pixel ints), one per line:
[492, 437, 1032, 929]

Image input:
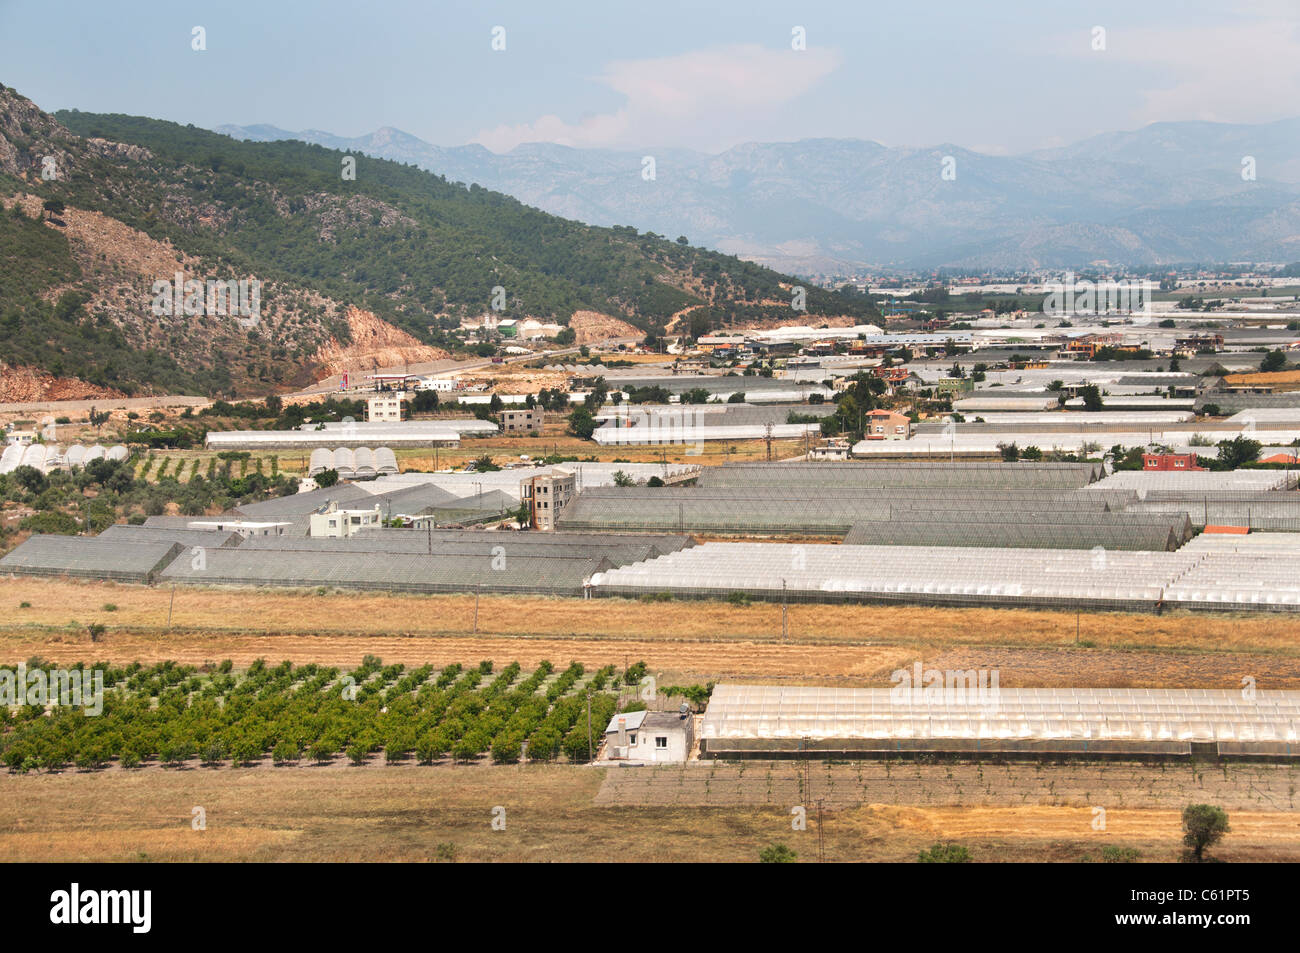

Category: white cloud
[1057, 13, 1300, 126]
[473, 44, 841, 153]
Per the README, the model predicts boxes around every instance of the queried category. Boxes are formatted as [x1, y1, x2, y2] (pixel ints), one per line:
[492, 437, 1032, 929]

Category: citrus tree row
[0, 656, 637, 773]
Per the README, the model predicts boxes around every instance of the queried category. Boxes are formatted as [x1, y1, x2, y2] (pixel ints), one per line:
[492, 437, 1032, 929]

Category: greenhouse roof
[158, 547, 607, 595]
[700, 684, 1300, 744]
[0, 536, 181, 582]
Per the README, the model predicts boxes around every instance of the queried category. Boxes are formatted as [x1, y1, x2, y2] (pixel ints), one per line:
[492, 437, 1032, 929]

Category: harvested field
[3, 762, 1297, 862]
[3, 577, 1300, 686]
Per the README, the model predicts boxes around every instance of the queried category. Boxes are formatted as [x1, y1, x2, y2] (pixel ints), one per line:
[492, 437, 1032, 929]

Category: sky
[2, 0, 1298, 155]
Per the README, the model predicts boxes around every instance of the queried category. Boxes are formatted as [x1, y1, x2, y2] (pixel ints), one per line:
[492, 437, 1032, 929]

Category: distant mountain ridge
[215, 119, 1300, 272]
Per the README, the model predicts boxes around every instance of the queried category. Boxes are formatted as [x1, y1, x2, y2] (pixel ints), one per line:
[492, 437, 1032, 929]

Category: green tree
[1260, 349, 1288, 373]
[918, 842, 971, 863]
[1215, 436, 1261, 469]
[567, 407, 596, 439]
[760, 843, 797, 863]
[1181, 804, 1230, 863]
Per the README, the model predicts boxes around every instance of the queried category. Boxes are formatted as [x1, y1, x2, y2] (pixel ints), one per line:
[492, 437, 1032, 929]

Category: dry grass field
[3, 576, 1300, 687]
[3, 761, 1297, 862]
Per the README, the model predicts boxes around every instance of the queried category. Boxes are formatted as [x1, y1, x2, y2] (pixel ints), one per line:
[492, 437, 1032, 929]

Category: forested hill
[49, 104, 874, 334]
[0, 82, 874, 398]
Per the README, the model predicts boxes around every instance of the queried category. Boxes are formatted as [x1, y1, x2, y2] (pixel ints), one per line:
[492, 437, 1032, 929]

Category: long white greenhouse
[588, 541, 1300, 612]
[699, 685, 1300, 758]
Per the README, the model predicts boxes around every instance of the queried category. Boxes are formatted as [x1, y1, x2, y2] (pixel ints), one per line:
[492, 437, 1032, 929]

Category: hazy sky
[3, 0, 1298, 155]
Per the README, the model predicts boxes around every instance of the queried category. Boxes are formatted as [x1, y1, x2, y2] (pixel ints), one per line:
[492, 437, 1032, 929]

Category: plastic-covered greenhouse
[236, 528, 694, 565]
[0, 536, 181, 583]
[696, 461, 1104, 489]
[307, 447, 400, 478]
[556, 486, 1128, 536]
[698, 684, 1300, 758]
[96, 524, 243, 550]
[589, 541, 1300, 613]
[841, 512, 1192, 551]
[157, 547, 610, 596]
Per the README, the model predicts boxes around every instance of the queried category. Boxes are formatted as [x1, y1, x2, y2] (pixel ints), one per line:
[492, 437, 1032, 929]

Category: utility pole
[817, 799, 826, 863]
[167, 585, 175, 629]
[586, 691, 593, 762]
[473, 582, 481, 633]
[782, 578, 788, 641]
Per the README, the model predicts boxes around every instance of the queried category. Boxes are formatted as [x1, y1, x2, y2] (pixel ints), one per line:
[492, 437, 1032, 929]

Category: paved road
[0, 395, 209, 415]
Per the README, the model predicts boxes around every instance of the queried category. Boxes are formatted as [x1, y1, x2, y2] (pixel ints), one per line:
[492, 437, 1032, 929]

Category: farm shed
[603, 709, 695, 763]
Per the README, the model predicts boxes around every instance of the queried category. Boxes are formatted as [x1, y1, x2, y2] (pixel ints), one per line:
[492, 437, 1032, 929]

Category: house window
[628, 733, 637, 745]
[655, 736, 668, 749]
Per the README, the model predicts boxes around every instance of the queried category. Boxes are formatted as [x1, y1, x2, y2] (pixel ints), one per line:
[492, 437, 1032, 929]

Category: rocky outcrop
[312, 305, 449, 376]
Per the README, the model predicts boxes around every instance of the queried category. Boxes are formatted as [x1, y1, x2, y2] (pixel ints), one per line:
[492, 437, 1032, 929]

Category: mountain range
[216, 118, 1300, 273]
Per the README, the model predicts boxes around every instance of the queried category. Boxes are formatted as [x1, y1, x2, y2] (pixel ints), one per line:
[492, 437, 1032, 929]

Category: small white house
[603, 709, 695, 763]
[415, 377, 456, 393]
[309, 501, 383, 538]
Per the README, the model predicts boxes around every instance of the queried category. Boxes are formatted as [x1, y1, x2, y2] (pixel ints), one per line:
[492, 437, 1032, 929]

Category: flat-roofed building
[187, 519, 292, 537]
[500, 407, 544, 435]
[863, 409, 912, 440]
[309, 501, 384, 538]
[367, 393, 405, 422]
[520, 471, 575, 530]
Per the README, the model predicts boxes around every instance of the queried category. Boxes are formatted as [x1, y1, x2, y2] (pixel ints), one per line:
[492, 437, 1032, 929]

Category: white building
[603, 709, 695, 763]
[366, 394, 405, 423]
[5, 431, 36, 446]
[187, 519, 292, 538]
[415, 377, 457, 393]
[309, 501, 384, 538]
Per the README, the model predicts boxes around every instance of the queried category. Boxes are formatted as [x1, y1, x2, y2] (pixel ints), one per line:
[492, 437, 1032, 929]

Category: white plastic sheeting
[591, 541, 1300, 612]
[0, 443, 128, 475]
[700, 685, 1300, 743]
[1089, 470, 1296, 492]
[307, 447, 400, 478]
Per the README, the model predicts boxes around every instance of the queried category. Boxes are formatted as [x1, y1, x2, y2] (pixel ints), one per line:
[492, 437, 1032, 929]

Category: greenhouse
[695, 461, 1104, 489]
[157, 547, 609, 596]
[96, 524, 243, 550]
[1088, 470, 1298, 493]
[698, 684, 1300, 758]
[590, 542, 1197, 612]
[556, 485, 1126, 536]
[589, 541, 1300, 613]
[840, 511, 1192, 551]
[237, 528, 693, 565]
[0, 536, 182, 583]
